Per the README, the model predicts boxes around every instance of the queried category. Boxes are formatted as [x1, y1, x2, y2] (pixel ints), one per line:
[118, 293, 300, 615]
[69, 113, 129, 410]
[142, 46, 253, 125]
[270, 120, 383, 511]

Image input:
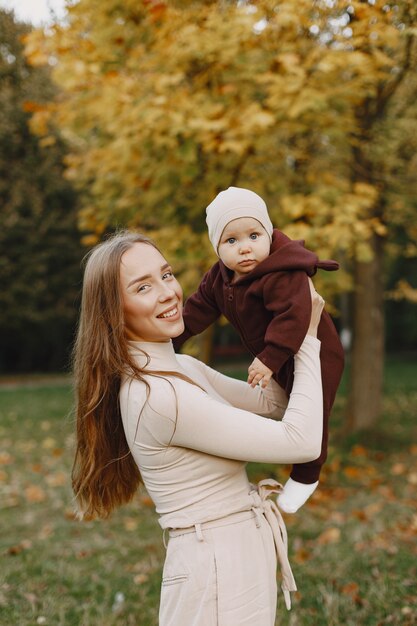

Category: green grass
[1, 357, 416, 626]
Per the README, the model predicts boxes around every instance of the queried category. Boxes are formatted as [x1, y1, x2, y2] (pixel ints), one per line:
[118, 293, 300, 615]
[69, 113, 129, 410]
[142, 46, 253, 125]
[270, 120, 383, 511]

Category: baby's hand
[247, 358, 273, 388]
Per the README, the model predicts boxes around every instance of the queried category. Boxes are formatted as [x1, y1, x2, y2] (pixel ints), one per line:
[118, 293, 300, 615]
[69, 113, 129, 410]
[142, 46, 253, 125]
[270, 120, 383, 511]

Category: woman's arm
[149, 334, 322, 465]
[182, 355, 288, 419]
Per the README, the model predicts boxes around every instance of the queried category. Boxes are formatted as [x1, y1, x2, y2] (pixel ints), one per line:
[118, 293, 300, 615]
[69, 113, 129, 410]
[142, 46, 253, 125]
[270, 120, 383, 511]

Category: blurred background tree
[2, 1, 415, 431]
[0, 8, 83, 372]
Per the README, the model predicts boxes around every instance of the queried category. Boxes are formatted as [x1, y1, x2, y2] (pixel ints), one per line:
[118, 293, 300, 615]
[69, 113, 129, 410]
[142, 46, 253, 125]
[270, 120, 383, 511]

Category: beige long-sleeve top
[119, 336, 322, 530]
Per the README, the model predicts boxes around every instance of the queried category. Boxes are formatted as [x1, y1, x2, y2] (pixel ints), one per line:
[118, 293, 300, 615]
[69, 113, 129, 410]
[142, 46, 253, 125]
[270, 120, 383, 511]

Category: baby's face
[217, 217, 271, 279]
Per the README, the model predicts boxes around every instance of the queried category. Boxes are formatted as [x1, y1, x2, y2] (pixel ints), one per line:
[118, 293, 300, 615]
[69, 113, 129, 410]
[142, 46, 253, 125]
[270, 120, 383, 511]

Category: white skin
[217, 216, 274, 389]
[120, 243, 185, 342]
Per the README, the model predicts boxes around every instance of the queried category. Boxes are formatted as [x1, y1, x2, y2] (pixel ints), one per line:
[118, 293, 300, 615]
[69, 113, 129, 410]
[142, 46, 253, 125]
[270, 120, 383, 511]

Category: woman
[72, 231, 324, 626]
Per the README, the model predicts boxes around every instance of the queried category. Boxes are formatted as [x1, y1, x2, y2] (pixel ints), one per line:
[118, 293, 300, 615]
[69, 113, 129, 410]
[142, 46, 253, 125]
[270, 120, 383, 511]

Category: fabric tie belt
[167, 478, 297, 610]
[250, 478, 297, 610]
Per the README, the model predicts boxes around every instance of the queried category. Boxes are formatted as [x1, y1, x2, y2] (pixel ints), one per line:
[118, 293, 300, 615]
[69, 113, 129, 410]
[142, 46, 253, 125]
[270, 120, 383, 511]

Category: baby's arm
[256, 270, 312, 375]
[173, 266, 220, 350]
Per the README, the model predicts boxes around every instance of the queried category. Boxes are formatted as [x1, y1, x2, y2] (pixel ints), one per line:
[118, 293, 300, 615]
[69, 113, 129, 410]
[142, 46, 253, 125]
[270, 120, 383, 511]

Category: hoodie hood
[219, 229, 339, 284]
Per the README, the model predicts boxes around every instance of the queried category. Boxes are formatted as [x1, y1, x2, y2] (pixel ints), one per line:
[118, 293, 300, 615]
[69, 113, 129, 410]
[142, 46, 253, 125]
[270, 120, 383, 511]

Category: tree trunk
[347, 233, 385, 431]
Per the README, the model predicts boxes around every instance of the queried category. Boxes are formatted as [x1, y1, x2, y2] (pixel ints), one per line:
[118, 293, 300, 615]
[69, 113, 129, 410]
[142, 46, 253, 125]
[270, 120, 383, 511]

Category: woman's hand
[306, 278, 325, 338]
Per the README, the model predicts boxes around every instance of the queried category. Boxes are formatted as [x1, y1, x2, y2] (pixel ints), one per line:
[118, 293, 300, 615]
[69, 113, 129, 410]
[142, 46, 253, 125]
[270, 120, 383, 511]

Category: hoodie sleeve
[256, 270, 312, 374]
[172, 265, 221, 351]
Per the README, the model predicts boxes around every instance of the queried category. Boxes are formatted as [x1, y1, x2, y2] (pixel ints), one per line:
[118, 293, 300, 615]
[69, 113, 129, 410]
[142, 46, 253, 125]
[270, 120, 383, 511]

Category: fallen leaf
[341, 581, 363, 605]
[23, 592, 38, 609]
[341, 581, 359, 596]
[7, 544, 24, 556]
[64, 509, 78, 521]
[0, 452, 14, 465]
[317, 527, 341, 545]
[329, 511, 346, 524]
[45, 471, 67, 487]
[377, 485, 396, 500]
[139, 494, 154, 507]
[7, 539, 32, 555]
[401, 606, 413, 616]
[133, 573, 149, 584]
[364, 502, 383, 517]
[351, 445, 368, 457]
[343, 466, 361, 479]
[24, 485, 47, 503]
[407, 473, 417, 485]
[76, 550, 91, 559]
[293, 547, 312, 563]
[38, 524, 54, 539]
[124, 517, 138, 531]
[352, 509, 367, 522]
[391, 463, 406, 476]
[42, 437, 57, 449]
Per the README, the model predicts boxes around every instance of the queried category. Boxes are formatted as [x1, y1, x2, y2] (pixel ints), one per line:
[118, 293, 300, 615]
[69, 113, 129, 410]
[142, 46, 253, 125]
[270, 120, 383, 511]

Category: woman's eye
[137, 284, 150, 293]
[162, 271, 173, 280]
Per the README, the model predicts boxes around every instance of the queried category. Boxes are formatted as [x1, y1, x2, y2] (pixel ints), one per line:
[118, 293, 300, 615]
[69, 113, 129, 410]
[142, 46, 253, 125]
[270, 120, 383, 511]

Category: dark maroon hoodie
[174, 229, 345, 484]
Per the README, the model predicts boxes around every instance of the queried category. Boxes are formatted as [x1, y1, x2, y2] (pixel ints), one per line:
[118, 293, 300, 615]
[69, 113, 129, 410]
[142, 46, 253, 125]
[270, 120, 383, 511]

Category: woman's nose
[158, 283, 176, 301]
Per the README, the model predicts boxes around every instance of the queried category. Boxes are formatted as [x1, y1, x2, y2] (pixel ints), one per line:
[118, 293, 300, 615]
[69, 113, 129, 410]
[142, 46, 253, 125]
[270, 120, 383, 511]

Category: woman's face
[120, 242, 184, 342]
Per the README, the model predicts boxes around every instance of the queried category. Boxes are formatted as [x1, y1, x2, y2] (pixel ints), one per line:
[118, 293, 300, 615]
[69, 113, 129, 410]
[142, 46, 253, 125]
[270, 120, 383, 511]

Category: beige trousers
[159, 510, 278, 626]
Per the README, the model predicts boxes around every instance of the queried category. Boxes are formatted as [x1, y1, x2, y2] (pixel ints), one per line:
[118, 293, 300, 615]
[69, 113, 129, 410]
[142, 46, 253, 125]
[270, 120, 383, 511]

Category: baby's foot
[277, 478, 319, 513]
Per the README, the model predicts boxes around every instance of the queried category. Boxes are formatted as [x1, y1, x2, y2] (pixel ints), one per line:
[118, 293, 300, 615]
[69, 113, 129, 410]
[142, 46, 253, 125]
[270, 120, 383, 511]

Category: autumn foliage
[23, 0, 417, 427]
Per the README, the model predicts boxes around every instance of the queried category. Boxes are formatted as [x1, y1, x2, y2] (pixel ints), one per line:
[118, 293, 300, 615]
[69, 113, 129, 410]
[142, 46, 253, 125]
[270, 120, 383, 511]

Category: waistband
[169, 509, 256, 539]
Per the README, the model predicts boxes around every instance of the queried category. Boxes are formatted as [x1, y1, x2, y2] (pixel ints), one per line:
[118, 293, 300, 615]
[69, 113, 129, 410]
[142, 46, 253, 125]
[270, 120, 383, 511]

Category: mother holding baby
[72, 217, 325, 625]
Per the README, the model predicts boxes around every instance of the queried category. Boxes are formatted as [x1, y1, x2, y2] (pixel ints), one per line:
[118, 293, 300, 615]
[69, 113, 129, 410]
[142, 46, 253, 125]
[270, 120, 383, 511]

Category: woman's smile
[157, 305, 180, 319]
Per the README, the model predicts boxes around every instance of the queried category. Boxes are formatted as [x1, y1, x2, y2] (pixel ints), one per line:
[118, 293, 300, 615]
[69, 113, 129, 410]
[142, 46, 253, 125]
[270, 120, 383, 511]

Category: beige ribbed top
[119, 336, 322, 529]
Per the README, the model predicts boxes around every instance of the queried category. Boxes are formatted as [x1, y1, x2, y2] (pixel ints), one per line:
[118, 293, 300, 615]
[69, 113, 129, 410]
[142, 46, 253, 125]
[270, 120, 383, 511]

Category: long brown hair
[72, 231, 158, 519]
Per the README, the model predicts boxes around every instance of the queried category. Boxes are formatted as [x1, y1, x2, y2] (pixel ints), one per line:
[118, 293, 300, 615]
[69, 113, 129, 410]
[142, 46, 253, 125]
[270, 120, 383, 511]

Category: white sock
[277, 478, 319, 513]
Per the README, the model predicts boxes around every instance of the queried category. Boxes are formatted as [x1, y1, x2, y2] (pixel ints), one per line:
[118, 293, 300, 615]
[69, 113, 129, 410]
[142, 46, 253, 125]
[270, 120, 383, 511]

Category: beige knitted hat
[206, 187, 273, 253]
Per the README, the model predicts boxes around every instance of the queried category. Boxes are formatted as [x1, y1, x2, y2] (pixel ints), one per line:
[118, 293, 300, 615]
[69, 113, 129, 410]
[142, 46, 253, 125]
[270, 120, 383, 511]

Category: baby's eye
[226, 237, 237, 245]
[250, 233, 259, 240]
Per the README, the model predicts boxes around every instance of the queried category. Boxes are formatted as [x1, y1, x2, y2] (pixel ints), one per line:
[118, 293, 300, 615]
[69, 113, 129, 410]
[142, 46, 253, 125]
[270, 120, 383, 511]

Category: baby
[173, 187, 345, 512]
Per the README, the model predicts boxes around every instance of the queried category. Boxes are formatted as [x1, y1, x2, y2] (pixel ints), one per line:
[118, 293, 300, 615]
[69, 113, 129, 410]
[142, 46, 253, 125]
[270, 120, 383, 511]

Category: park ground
[0, 356, 416, 626]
